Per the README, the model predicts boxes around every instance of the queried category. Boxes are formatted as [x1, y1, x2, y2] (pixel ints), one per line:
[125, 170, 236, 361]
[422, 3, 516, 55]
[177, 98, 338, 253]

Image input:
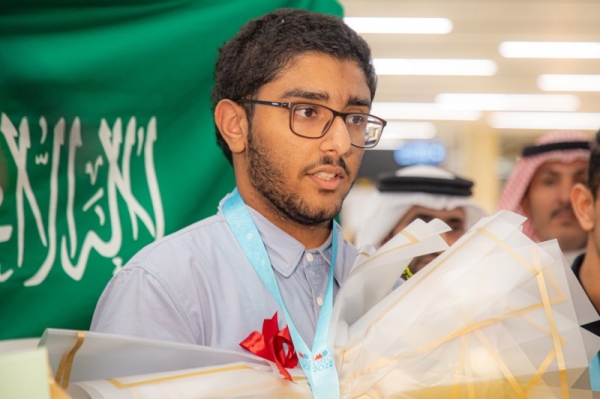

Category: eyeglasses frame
[236, 99, 387, 149]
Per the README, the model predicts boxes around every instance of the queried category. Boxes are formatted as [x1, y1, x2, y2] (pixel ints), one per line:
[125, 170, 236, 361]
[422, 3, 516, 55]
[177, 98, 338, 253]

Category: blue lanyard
[222, 188, 340, 398]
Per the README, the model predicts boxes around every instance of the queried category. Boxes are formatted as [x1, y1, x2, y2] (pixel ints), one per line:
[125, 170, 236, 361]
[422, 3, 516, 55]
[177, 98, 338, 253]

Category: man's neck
[237, 188, 332, 249]
[272, 218, 332, 249]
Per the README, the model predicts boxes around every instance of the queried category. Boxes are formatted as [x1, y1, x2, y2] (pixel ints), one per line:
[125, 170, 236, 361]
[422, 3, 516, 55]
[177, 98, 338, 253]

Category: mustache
[550, 204, 575, 218]
[302, 156, 351, 177]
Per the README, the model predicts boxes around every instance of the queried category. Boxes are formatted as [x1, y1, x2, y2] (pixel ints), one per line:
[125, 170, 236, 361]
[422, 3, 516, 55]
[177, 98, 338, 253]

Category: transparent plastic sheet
[328, 217, 451, 353]
[41, 211, 600, 398]
[332, 211, 600, 398]
[66, 363, 311, 399]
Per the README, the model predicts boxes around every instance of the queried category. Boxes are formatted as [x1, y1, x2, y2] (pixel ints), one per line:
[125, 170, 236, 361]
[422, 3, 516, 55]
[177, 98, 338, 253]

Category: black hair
[588, 129, 600, 199]
[210, 8, 377, 164]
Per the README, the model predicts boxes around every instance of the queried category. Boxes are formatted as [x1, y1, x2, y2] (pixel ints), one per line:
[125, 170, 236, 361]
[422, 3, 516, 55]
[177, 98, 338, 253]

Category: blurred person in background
[354, 165, 488, 280]
[498, 130, 591, 265]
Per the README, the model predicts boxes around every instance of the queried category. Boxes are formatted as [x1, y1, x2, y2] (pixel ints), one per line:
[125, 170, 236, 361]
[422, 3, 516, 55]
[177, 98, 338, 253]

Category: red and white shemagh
[497, 130, 591, 242]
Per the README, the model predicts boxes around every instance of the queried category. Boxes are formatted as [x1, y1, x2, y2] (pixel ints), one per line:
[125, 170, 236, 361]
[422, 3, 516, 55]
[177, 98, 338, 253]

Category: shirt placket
[303, 251, 329, 319]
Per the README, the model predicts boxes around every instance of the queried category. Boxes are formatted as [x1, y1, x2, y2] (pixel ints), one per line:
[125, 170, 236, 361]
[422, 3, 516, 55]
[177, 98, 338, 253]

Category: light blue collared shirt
[91, 195, 357, 350]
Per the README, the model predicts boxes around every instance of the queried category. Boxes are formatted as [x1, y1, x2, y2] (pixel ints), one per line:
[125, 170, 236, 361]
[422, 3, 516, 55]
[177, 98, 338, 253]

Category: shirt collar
[247, 206, 338, 278]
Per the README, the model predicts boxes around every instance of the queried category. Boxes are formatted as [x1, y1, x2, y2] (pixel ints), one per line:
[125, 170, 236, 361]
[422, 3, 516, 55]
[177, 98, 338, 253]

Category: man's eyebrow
[281, 89, 371, 108]
[348, 96, 371, 108]
[282, 89, 328, 101]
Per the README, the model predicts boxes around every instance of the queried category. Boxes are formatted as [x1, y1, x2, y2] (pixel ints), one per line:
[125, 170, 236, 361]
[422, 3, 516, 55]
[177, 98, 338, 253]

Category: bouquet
[40, 211, 600, 398]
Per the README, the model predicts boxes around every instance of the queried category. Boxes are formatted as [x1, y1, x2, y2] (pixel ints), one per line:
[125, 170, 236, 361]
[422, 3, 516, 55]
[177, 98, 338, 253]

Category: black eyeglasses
[237, 99, 387, 149]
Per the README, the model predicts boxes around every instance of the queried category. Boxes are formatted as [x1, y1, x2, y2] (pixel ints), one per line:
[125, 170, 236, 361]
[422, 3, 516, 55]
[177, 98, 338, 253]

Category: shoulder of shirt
[120, 211, 357, 276]
[125, 213, 230, 267]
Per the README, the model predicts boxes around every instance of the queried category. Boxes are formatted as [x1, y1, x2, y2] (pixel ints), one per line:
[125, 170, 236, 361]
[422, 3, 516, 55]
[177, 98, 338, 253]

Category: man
[498, 130, 591, 265]
[354, 165, 487, 278]
[91, 8, 384, 382]
[570, 129, 600, 391]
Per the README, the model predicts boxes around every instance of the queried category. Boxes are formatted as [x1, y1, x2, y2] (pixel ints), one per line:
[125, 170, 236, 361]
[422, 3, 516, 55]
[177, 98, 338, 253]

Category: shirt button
[317, 296, 323, 306]
[306, 253, 314, 262]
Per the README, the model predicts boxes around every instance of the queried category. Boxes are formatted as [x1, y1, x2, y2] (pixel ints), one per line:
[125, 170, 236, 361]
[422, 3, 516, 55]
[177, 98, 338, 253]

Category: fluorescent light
[372, 139, 405, 150]
[381, 121, 437, 139]
[499, 41, 600, 59]
[538, 74, 600, 92]
[373, 58, 497, 76]
[344, 17, 452, 34]
[435, 93, 579, 111]
[372, 102, 482, 121]
[383, 121, 437, 139]
[371, 121, 437, 150]
[488, 112, 600, 130]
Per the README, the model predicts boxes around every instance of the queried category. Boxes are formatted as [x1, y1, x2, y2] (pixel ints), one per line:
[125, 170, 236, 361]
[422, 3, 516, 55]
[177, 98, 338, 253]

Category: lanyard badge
[223, 189, 340, 399]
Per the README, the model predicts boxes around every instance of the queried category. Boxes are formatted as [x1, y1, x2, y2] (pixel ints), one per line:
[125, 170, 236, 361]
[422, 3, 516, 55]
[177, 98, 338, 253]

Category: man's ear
[214, 99, 248, 155]
[572, 183, 594, 232]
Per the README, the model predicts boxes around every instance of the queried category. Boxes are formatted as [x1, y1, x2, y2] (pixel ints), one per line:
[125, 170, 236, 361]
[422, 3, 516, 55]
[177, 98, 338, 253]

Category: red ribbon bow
[240, 312, 299, 381]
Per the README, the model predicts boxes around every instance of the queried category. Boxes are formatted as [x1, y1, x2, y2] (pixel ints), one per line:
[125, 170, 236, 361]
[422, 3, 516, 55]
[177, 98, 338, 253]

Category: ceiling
[339, 0, 600, 151]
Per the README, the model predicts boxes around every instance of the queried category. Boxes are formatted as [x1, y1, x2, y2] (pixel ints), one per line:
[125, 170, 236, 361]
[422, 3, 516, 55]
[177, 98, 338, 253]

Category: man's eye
[295, 106, 318, 118]
[349, 115, 365, 125]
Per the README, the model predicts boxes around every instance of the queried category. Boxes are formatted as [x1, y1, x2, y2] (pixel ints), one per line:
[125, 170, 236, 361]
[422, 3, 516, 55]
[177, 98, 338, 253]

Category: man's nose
[559, 180, 576, 203]
[319, 115, 352, 155]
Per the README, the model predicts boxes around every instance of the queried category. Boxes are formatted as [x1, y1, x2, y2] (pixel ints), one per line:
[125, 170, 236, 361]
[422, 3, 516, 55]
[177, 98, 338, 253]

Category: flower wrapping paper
[41, 211, 600, 398]
[332, 211, 600, 398]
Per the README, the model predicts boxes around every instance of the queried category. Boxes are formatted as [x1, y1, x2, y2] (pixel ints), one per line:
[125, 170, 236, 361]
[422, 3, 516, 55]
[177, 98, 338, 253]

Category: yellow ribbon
[341, 223, 571, 397]
[107, 364, 250, 388]
[48, 364, 72, 399]
[54, 331, 85, 389]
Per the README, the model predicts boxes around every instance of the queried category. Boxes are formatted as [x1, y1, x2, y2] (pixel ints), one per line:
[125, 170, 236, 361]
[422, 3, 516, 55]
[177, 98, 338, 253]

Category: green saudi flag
[0, 0, 343, 340]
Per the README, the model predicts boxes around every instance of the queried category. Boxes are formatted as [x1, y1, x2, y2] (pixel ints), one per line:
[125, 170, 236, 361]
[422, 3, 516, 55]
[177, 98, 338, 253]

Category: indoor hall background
[338, 0, 600, 233]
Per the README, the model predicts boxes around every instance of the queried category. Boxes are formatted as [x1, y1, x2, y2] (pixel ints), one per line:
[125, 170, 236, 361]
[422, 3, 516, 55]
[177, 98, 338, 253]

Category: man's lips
[313, 171, 340, 181]
[303, 157, 351, 191]
[309, 165, 346, 178]
[309, 170, 343, 190]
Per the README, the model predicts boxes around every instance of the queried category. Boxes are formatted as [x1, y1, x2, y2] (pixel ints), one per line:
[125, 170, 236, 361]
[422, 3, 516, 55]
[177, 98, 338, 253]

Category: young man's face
[241, 53, 370, 227]
[521, 160, 588, 251]
[382, 205, 467, 275]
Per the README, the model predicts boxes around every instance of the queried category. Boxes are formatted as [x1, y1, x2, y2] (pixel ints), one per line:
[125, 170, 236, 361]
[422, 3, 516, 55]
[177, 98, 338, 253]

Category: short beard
[246, 126, 350, 227]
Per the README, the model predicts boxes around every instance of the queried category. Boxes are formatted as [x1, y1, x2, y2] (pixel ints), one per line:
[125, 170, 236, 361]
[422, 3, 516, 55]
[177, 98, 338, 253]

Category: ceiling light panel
[373, 58, 497, 76]
[488, 112, 600, 130]
[499, 41, 600, 59]
[435, 93, 580, 111]
[372, 122, 438, 151]
[380, 121, 437, 139]
[538, 74, 600, 92]
[344, 17, 453, 34]
[372, 102, 482, 121]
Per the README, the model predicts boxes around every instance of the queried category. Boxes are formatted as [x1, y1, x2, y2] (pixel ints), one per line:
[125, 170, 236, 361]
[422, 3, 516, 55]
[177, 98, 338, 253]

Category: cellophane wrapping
[44, 211, 600, 398]
[332, 211, 600, 398]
